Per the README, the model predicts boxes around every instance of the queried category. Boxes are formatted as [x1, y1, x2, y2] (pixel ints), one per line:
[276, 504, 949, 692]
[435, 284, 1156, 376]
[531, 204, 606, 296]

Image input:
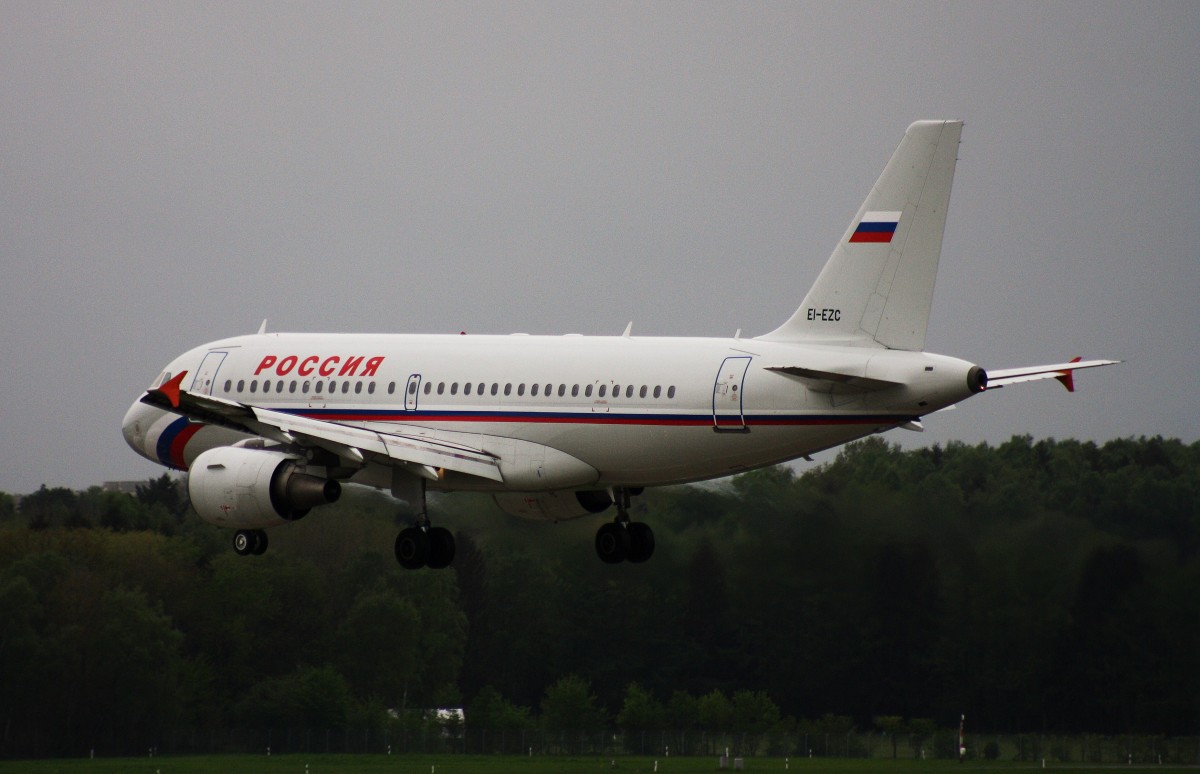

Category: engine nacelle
[188, 446, 341, 529]
[493, 490, 612, 522]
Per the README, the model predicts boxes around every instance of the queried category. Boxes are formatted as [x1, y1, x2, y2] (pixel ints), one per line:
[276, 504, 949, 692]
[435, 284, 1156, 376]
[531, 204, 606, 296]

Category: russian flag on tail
[849, 211, 901, 243]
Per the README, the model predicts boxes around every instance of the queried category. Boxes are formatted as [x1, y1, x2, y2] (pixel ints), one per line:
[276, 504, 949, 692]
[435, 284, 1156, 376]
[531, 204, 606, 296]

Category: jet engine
[493, 489, 612, 522]
[187, 446, 341, 529]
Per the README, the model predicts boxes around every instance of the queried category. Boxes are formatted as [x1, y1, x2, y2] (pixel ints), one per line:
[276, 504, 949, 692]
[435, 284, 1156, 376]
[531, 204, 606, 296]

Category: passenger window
[424, 382, 432, 395]
[388, 382, 396, 395]
[368, 382, 375, 394]
[518, 384, 526, 396]
[558, 384, 566, 397]
[262, 380, 271, 393]
[478, 383, 485, 395]
[451, 383, 459, 395]
[571, 384, 579, 397]
[599, 385, 607, 398]
[315, 381, 323, 394]
[302, 381, 310, 393]
[625, 385, 633, 398]
[504, 383, 512, 396]
[354, 382, 362, 394]
[667, 386, 676, 399]
[612, 384, 620, 397]
[639, 385, 647, 398]
[545, 383, 552, 397]
[531, 384, 539, 396]
[250, 380, 258, 393]
[437, 383, 445, 395]
[585, 384, 593, 397]
[464, 383, 472, 396]
[237, 380, 245, 392]
[223, 380, 231, 392]
[653, 385, 661, 398]
[491, 383, 498, 396]
[409, 381, 418, 394]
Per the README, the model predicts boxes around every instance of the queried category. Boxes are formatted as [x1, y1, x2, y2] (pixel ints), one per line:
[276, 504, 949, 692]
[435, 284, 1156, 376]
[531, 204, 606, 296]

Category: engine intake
[188, 446, 341, 529]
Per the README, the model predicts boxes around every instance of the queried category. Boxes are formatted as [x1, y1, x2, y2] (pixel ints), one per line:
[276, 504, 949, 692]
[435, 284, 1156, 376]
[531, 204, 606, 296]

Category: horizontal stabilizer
[986, 358, 1121, 391]
[764, 365, 901, 391]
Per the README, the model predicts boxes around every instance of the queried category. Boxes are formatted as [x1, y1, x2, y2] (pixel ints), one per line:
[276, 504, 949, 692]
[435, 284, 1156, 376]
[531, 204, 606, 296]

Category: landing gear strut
[233, 529, 268, 556]
[393, 477, 456, 570]
[594, 487, 654, 564]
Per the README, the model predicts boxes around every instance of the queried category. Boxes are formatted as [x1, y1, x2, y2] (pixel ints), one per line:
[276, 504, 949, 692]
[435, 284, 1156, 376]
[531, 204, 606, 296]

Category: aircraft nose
[122, 399, 159, 462]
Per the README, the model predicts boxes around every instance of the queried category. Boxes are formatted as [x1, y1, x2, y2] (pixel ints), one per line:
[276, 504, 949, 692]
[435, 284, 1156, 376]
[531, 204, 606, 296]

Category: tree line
[0, 435, 1196, 758]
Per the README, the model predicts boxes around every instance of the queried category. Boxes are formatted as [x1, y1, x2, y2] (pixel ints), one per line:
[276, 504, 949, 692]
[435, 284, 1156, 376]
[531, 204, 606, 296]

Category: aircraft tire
[426, 527, 456, 569]
[595, 522, 630, 564]
[251, 530, 269, 556]
[395, 527, 431, 570]
[626, 522, 655, 563]
[233, 530, 254, 556]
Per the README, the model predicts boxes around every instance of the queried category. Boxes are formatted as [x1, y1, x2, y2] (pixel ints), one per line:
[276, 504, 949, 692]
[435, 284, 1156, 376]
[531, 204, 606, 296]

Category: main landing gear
[395, 521, 456, 570]
[393, 477, 456, 570]
[595, 488, 654, 564]
[233, 529, 269, 556]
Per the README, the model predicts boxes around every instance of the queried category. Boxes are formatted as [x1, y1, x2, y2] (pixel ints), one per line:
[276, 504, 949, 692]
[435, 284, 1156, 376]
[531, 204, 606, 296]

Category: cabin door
[712, 356, 751, 432]
[190, 351, 227, 396]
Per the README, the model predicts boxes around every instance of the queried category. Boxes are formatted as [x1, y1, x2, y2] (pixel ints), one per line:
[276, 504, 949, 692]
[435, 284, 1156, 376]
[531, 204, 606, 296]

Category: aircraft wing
[141, 371, 503, 482]
[985, 357, 1120, 392]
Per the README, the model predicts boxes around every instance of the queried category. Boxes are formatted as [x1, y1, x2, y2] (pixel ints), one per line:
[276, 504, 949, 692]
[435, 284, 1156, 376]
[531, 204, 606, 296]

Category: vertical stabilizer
[759, 120, 962, 350]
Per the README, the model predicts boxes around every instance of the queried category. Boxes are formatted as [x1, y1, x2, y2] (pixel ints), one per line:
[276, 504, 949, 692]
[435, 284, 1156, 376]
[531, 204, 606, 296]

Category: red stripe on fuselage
[168, 423, 204, 470]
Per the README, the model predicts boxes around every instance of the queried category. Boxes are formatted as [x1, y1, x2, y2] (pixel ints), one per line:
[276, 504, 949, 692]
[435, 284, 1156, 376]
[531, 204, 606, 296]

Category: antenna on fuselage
[622, 321, 633, 338]
[257, 319, 268, 335]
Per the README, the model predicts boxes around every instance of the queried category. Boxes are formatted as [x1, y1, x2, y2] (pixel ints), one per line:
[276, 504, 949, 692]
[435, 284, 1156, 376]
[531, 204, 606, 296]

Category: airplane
[122, 120, 1118, 569]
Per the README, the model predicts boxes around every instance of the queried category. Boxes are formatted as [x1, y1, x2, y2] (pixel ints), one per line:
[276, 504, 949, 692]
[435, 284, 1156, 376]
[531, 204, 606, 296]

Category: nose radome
[122, 400, 155, 462]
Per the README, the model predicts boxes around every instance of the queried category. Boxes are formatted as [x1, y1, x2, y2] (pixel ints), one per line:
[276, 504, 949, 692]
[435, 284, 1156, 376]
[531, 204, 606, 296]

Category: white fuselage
[123, 331, 981, 492]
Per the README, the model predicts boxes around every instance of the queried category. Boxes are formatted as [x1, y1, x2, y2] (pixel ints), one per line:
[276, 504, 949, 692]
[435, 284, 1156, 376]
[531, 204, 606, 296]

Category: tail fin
[759, 120, 962, 350]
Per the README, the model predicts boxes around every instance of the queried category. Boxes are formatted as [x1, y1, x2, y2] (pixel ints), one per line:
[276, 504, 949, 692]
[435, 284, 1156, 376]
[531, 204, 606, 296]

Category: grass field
[0, 755, 1190, 774]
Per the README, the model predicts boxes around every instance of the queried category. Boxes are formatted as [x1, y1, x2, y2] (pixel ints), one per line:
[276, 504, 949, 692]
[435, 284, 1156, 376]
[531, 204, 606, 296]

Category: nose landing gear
[233, 529, 269, 556]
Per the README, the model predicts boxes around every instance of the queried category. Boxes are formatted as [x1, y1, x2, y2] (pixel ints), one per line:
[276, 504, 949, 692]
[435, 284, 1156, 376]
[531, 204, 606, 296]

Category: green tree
[467, 685, 532, 731]
[0, 492, 15, 522]
[235, 665, 352, 729]
[697, 689, 733, 734]
[0, 575, 41, 750]
[731, 690, 780, 753]
[617, 682, 665, 746]
[874, 715, 906, 758]
[20, 486, 80, 529]
[540, 674, 606, 734]
[336, 589, 421, 707]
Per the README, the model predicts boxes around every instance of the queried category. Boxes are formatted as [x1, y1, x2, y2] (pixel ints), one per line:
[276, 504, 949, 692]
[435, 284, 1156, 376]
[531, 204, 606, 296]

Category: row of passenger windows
[222, 379, 677, 401]
[415, 381, 676, 400]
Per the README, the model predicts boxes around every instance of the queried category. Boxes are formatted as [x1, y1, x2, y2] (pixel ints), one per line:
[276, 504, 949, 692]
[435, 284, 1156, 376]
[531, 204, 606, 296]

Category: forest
[1, 435, 1197, 759]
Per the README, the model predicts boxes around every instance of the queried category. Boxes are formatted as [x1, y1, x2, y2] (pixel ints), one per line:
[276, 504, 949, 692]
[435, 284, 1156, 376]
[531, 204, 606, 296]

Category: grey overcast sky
[1, 2, 1197, 494]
